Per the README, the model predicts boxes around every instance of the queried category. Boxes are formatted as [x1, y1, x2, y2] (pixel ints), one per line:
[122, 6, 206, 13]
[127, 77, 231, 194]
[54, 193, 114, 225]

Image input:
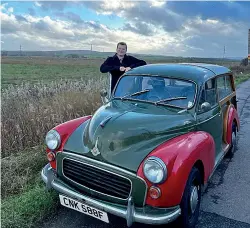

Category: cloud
[1, 12, 19, 34]
[37, 1, 69, 11]
[34, 2, 41, 7]
[182, 17, 248, 57]
[81, 1, 184, 33]
[8, 7, 13, 13]
[0, 3, 8, 11]
[150, 0, 166, 7]
[123, 21, 154, 36]
[1, 1, 249, 58]
[15, 15, 28, 23]
[165, 1, 250, 22]
[55, 12, 83, 24]
[28, 8, 36, 16]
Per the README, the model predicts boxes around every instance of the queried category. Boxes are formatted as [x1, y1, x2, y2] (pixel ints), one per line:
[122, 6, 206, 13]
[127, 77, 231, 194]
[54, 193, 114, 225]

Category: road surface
[38, 79, 250, 228]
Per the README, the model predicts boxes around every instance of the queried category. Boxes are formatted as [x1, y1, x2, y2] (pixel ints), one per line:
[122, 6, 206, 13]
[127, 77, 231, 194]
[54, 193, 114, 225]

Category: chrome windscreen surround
[62, 157, 133, 201]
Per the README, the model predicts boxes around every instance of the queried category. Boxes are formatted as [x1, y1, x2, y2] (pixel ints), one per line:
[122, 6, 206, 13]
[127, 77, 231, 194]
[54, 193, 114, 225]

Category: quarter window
[217, 75, 233, 100]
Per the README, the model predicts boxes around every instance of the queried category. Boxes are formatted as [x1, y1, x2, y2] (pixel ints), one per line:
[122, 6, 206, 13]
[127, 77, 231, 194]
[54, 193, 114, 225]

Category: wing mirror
[100, 89, 108, 104]
[201, 102, 211, 112]
[100, 89, 108, 98]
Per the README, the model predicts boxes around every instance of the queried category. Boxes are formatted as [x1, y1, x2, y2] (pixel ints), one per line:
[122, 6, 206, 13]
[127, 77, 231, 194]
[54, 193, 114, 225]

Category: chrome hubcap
[190, 186, 199, 214]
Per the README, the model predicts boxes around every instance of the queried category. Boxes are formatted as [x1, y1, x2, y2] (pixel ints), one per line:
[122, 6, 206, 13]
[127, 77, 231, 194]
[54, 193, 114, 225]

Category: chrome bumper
[41, 163, 181, 227]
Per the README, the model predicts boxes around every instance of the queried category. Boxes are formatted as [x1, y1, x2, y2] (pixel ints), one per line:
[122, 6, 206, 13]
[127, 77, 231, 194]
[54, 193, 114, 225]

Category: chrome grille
[62, 158, 132, 199]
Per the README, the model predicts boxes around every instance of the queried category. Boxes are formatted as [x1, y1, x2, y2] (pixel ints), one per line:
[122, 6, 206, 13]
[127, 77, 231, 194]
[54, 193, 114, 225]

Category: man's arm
[100, 57, 120, 73]
[129, 56, 147, 69]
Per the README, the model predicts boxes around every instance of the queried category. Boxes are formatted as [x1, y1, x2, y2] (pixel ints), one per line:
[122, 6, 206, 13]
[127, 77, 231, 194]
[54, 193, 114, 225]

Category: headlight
[143, 156, 167, 184]
[45, 129, 61, 150]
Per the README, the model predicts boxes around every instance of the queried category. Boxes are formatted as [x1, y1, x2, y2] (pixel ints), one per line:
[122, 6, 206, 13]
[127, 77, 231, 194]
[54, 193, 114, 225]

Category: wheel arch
[193, 160, 205, 185]
[46, 115, 92, 169]
[224, 105, 240, 144]
[137, 131, 215, 208]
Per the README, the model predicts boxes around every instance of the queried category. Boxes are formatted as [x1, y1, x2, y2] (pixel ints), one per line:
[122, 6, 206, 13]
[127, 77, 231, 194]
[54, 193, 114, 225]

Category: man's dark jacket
[100, 54, 147, 92]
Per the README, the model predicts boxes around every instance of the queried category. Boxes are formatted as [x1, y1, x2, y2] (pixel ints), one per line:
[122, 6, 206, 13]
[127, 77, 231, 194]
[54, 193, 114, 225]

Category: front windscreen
[113, 75, 196, 109]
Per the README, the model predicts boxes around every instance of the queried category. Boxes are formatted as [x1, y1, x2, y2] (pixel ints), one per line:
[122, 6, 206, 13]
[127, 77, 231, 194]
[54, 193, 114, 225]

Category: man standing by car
[100, 42, 147, 92]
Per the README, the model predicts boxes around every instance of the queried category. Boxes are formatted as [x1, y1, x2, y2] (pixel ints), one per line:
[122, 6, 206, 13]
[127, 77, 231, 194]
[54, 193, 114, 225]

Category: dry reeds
[1, 76, 109, 157]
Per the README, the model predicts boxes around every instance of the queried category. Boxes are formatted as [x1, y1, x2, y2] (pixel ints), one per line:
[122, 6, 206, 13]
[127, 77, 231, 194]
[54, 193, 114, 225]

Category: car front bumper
[41, 163, 181, 227]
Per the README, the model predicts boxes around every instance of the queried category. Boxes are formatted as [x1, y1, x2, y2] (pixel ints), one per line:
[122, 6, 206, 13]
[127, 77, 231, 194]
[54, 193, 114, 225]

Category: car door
[196, 77, 224, 164]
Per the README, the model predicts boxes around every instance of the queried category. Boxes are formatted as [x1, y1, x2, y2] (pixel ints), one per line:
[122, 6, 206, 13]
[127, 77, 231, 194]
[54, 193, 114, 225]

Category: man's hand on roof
[125, 67, 131, 72]
[120, 66, 126, 71]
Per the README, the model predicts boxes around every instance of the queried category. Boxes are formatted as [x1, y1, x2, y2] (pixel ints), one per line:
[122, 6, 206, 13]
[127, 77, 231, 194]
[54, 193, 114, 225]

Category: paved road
[38, 80, 250, 228]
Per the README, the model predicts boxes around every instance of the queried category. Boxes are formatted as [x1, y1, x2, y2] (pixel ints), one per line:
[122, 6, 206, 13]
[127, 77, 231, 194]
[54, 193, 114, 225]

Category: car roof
[125, 63, 232, 85]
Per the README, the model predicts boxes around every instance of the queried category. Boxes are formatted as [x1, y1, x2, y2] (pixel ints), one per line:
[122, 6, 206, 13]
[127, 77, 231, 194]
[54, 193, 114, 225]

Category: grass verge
[1, 182, 59, 228]
[1, 146, 59, 228]
[234, 73, 250, 86]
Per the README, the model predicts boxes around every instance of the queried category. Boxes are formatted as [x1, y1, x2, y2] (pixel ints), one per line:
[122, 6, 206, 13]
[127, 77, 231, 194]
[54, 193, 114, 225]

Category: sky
[1, 0, 250, 58]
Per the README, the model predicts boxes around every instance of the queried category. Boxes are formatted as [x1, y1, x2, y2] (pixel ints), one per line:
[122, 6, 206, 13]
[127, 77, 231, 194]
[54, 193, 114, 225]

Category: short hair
[117, 42, 127, 50]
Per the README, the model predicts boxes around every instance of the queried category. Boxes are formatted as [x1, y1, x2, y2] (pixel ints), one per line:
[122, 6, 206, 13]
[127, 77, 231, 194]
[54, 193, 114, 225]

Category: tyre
[228, 123, 237, 155]
[177, 167, 202, 228]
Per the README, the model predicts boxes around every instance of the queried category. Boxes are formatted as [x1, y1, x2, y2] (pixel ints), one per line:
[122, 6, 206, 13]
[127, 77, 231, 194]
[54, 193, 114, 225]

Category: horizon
[1, 49, 244, 59]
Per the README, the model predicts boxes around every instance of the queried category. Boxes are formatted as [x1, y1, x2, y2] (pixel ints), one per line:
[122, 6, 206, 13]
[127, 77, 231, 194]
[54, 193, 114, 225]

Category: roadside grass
[1, 146, 47, 198]
[234, 73, 250, 86]
[1, 146, 59, 228]
[1, 182, 59, 228]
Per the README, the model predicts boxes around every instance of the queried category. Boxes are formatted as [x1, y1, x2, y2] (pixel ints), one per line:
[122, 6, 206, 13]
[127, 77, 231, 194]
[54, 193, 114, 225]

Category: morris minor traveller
[41, 63, 240, 228]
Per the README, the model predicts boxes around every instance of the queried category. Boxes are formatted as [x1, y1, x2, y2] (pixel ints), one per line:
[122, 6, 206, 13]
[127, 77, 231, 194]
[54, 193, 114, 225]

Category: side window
[198, 78, 217, 112]
[225, 75, 233, 94]
[217, 75, 233, 100]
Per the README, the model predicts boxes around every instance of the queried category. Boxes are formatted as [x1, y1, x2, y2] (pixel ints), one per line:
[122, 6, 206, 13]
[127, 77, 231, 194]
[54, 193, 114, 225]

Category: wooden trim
[219, 91, 236, 106]
[223, 104, 233, 143]
[230, 74, 236, 91]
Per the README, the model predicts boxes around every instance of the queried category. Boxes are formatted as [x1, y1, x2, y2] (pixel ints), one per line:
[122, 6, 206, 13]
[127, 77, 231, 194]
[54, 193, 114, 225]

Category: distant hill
[1, 49, 112, 57]
[1, 49, 243, 62]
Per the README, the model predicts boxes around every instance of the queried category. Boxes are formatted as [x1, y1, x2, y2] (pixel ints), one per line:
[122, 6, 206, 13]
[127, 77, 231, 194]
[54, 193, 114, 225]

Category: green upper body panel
[63, 100, 196, 173]
[124, 63, 231, 86]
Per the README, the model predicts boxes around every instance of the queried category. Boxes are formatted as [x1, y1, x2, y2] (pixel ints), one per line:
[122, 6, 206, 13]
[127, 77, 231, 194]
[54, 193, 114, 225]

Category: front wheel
[177, 167, 202, 228]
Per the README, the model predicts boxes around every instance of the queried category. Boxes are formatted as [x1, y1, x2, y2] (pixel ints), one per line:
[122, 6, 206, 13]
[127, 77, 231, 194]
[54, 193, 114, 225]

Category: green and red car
[42, 63, 240, 228]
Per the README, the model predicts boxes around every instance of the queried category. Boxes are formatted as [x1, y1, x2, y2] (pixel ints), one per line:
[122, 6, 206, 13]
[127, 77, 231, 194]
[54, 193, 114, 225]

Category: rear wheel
[228, 123, 237, 155]
[177, 167, 202, 228]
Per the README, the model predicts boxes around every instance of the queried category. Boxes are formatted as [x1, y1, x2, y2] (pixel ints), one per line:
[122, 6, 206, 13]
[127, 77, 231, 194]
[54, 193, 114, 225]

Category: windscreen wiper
[154, 96, 187, 105]
[121, 89, 150, 100]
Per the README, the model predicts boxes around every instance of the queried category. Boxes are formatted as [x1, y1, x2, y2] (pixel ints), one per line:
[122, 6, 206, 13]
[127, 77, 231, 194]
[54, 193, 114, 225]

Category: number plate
[59, 195, 109, 223]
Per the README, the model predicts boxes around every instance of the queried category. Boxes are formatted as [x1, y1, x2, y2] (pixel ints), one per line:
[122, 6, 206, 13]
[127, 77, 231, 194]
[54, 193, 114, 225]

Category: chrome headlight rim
[45, 129, 61, 150]
[143, 156, 167, 184]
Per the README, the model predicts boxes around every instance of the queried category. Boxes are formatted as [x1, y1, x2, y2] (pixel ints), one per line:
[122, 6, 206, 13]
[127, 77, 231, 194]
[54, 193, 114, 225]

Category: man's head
[116, 42, 127, 57]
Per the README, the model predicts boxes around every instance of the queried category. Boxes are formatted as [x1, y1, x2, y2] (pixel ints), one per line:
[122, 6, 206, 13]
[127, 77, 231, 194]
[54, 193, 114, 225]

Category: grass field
[1, 57, 104, 88]
[1, 56, 250, 228]
[1, 56, 242, 89]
